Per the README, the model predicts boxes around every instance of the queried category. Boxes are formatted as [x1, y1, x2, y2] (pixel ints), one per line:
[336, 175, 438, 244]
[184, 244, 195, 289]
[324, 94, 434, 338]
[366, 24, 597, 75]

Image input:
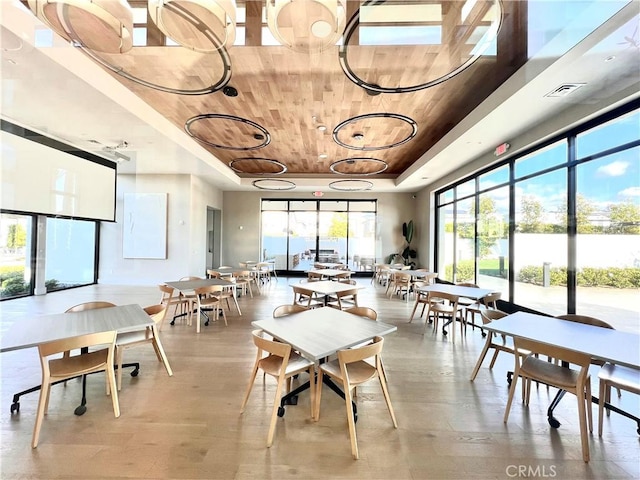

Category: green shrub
[1, 275, 29, 297]
[444, 260, 475, 282]
[518, 265, 640, 288]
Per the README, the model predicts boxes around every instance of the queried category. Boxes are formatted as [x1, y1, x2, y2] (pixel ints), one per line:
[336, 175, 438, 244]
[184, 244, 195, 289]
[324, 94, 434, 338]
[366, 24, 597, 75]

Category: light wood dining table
[291, 280, 365, 306]
[165, 277, 241, 319]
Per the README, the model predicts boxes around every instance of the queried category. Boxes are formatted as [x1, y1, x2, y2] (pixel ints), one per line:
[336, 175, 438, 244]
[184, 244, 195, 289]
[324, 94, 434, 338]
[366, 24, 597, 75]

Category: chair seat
[598, 364, 640, 393]
[258, 352, 314, 377]
[320, 359, 377, 385]
[49, 348, 110, 378]
[521, 355, 581, 389]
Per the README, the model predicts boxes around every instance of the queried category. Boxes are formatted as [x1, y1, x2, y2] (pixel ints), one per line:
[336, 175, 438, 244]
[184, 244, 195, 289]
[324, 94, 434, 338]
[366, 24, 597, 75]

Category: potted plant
[388, 220, 417, 267]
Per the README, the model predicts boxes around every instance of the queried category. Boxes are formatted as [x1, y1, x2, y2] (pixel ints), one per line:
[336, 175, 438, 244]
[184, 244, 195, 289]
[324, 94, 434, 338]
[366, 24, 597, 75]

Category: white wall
[221, 191, 418, 268]
[99, 174, 222, 285]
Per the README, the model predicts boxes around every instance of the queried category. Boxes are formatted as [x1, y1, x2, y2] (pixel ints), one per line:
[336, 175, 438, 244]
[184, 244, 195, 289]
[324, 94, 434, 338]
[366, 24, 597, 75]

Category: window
[434, 101, 639, 331]
[0, 213, 34, 299]
[261, 200, 377, 272]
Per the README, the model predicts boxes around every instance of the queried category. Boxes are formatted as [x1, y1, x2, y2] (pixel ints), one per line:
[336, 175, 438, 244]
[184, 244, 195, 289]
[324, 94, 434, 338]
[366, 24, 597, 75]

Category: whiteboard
[123, 193, 167, 259]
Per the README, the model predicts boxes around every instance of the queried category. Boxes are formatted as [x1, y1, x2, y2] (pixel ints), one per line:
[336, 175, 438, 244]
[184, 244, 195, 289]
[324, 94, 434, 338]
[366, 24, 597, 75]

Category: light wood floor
[1, 278, 638, 479]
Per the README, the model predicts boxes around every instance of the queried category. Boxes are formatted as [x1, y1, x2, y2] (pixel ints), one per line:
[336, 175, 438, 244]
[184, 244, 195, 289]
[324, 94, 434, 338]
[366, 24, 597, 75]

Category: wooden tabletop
[252, 307, 397, 361]
[483, 311, 640, 369]
[0, 304, 153, 353]
[416, 284, 495, 300]
[165, 278, 235, 292]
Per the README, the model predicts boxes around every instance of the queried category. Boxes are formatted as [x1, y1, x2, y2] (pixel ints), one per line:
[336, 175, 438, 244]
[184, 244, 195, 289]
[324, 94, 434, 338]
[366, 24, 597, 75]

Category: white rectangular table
[0, 304, 153, 415]
[306, 268, 350, 280]
[483, 311, 640, 430]
[252, 307, 397, 414]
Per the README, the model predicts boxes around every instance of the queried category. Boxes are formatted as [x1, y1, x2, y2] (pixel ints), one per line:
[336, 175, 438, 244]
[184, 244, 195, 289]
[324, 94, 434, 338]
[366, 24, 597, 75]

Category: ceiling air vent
[544, 83, 586, 98]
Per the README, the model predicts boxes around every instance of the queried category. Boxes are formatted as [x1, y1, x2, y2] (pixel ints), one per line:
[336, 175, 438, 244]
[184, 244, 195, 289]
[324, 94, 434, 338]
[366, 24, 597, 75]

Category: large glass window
[434, 102, 639, 331]
[44, 218, 97, 291]
[513, 168, 567, 314]
[0, 213, 34, 299]
[575, 147, 640, 330]
[261, 200, 377, 272]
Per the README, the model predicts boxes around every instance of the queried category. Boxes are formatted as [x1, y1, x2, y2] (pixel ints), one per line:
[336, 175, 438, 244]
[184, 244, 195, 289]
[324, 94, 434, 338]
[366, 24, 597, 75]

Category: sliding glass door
[261, 199, 377, 272]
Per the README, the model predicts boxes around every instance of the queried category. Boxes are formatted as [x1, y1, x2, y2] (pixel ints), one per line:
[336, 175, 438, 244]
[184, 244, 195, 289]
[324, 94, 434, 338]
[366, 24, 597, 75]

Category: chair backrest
[143, 304, 168, 325]
[479, 309, 508, 325]
[428, 291, 458, 305]
[338, 335, 384, 366]
[345, 306, 377, 321]
[158, 284, 177, 304]
[424, 272, 438, 284]
[273, 304, 308, 317]
[292, 285, 316, 302]
[38, 330, 117, 359]
[234, 270, 253, 280]
[308, 271, 324, 281]
[194, 284, 224, 297]
[514, 337, 592, 372]
[218, 266, 233, 269]
[395, 272, 412, 284]
[555, 314, 613, 330]
[314, 263, 327, 269]
[456, 282, 479, 288]
[179, 276, 202, 281]
[482, 291, 502, 307]
[252, 329, 291, 360]
[65, 301, 116, 313]
[206, 269, 222, 279]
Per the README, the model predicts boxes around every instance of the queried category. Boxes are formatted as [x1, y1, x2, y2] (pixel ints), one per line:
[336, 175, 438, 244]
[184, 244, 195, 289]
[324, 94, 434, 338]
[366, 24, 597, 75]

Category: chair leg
[344, 385, 359, 460]
[116, 346, 125, 391]
[266, 376, 286, 447]
[153, 335, 173, 377]
[314, 370, 324, 421]
[240, 363, 259, 413]
[470, 336, 492, 381]
[598, 378, 606, 436]
[576, 381, 590, 462]
[378, 370, 398, 428]
[308, 366, 316, 421]
[32, 380, 51, 448]
[503, 367, 520, 423]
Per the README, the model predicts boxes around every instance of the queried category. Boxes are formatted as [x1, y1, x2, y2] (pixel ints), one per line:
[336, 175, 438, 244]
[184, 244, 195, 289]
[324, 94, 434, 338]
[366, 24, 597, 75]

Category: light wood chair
[424, 291, 464, 338]
[206, 269, 222, 279]
[292, 285, 323, 308]
[465, 291, 502, 332]
[315, 336, 397, 459]
[597, 363, 640, 436]
[470, 310, 531, 381]
[307, 271, 325, 282]
[256, 262, 272, 284]
[273, 304, 308, 317]
[173, 276, 202, 326]
[32, 330, 119, 448]
[408, 284, 441, 323]
[194, 284, 227, 333]
[387, 272, 412, 300]
[240, 329, 315, 447]
[115, 304, 173, 391]
[504, 337, 593, 463]
[327, 287, 359, 310]
[65, 301, 116, 313]
[345, 306, 377, 321]
[158, 284, 181, 331]
[233, 270, 260, 297]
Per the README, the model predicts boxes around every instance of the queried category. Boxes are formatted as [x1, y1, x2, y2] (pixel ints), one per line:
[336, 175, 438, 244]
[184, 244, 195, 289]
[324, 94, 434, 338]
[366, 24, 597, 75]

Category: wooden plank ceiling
[38, 0, 530, 179]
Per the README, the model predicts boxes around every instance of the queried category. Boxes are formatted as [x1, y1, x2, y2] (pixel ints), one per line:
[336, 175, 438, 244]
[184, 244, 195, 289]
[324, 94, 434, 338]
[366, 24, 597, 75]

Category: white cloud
[596, 160, 629, 177]
[619, 186, 640, 197]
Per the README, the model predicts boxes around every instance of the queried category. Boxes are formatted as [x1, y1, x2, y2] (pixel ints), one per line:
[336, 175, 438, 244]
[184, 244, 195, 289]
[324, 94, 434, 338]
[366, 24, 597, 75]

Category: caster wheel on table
[277, 406, 285, 417]
[10, 402, 19, 414]
[131, 369, 139, 377]
[548, 417, 561, 428]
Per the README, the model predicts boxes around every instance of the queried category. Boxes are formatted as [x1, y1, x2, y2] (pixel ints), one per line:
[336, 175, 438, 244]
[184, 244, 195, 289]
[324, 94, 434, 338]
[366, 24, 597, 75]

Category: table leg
[232, 287, 242, 315]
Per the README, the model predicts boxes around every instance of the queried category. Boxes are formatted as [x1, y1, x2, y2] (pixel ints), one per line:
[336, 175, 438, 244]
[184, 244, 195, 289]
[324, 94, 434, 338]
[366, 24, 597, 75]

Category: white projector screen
[1, 122, 117, 221]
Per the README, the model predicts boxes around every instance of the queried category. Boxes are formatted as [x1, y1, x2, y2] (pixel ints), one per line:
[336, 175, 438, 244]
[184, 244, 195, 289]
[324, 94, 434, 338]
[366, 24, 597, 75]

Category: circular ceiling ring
[338, 0, 503, 94]
[77, 43, 232, 95]
[332, 113, 417, 150]
[329, 157, 388, 175]
[229, 158, 287, 175]
[329, 179, 373, 191]
[252, 179, 297, 191]
[185, 114, 271, 150]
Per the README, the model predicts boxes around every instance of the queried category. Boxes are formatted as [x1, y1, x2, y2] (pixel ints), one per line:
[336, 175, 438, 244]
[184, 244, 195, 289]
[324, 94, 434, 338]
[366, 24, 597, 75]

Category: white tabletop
[165, 278, 234, 292]
[389, 269, 435, 279]
[252, 307, 397, 361]
[483, 311, 640, 370]
[416, 284, 495, 300]
[314, 263, 344, 269]
[0, 304, 153, 353]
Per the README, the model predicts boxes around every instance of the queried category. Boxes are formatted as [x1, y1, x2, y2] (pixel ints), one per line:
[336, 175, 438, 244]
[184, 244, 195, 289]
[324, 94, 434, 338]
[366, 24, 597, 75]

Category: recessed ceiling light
[317, 125, 327, 132]
[352, 133, 364, 140]
[605, 55, 616, 62]
[318, 153, 328, 159]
